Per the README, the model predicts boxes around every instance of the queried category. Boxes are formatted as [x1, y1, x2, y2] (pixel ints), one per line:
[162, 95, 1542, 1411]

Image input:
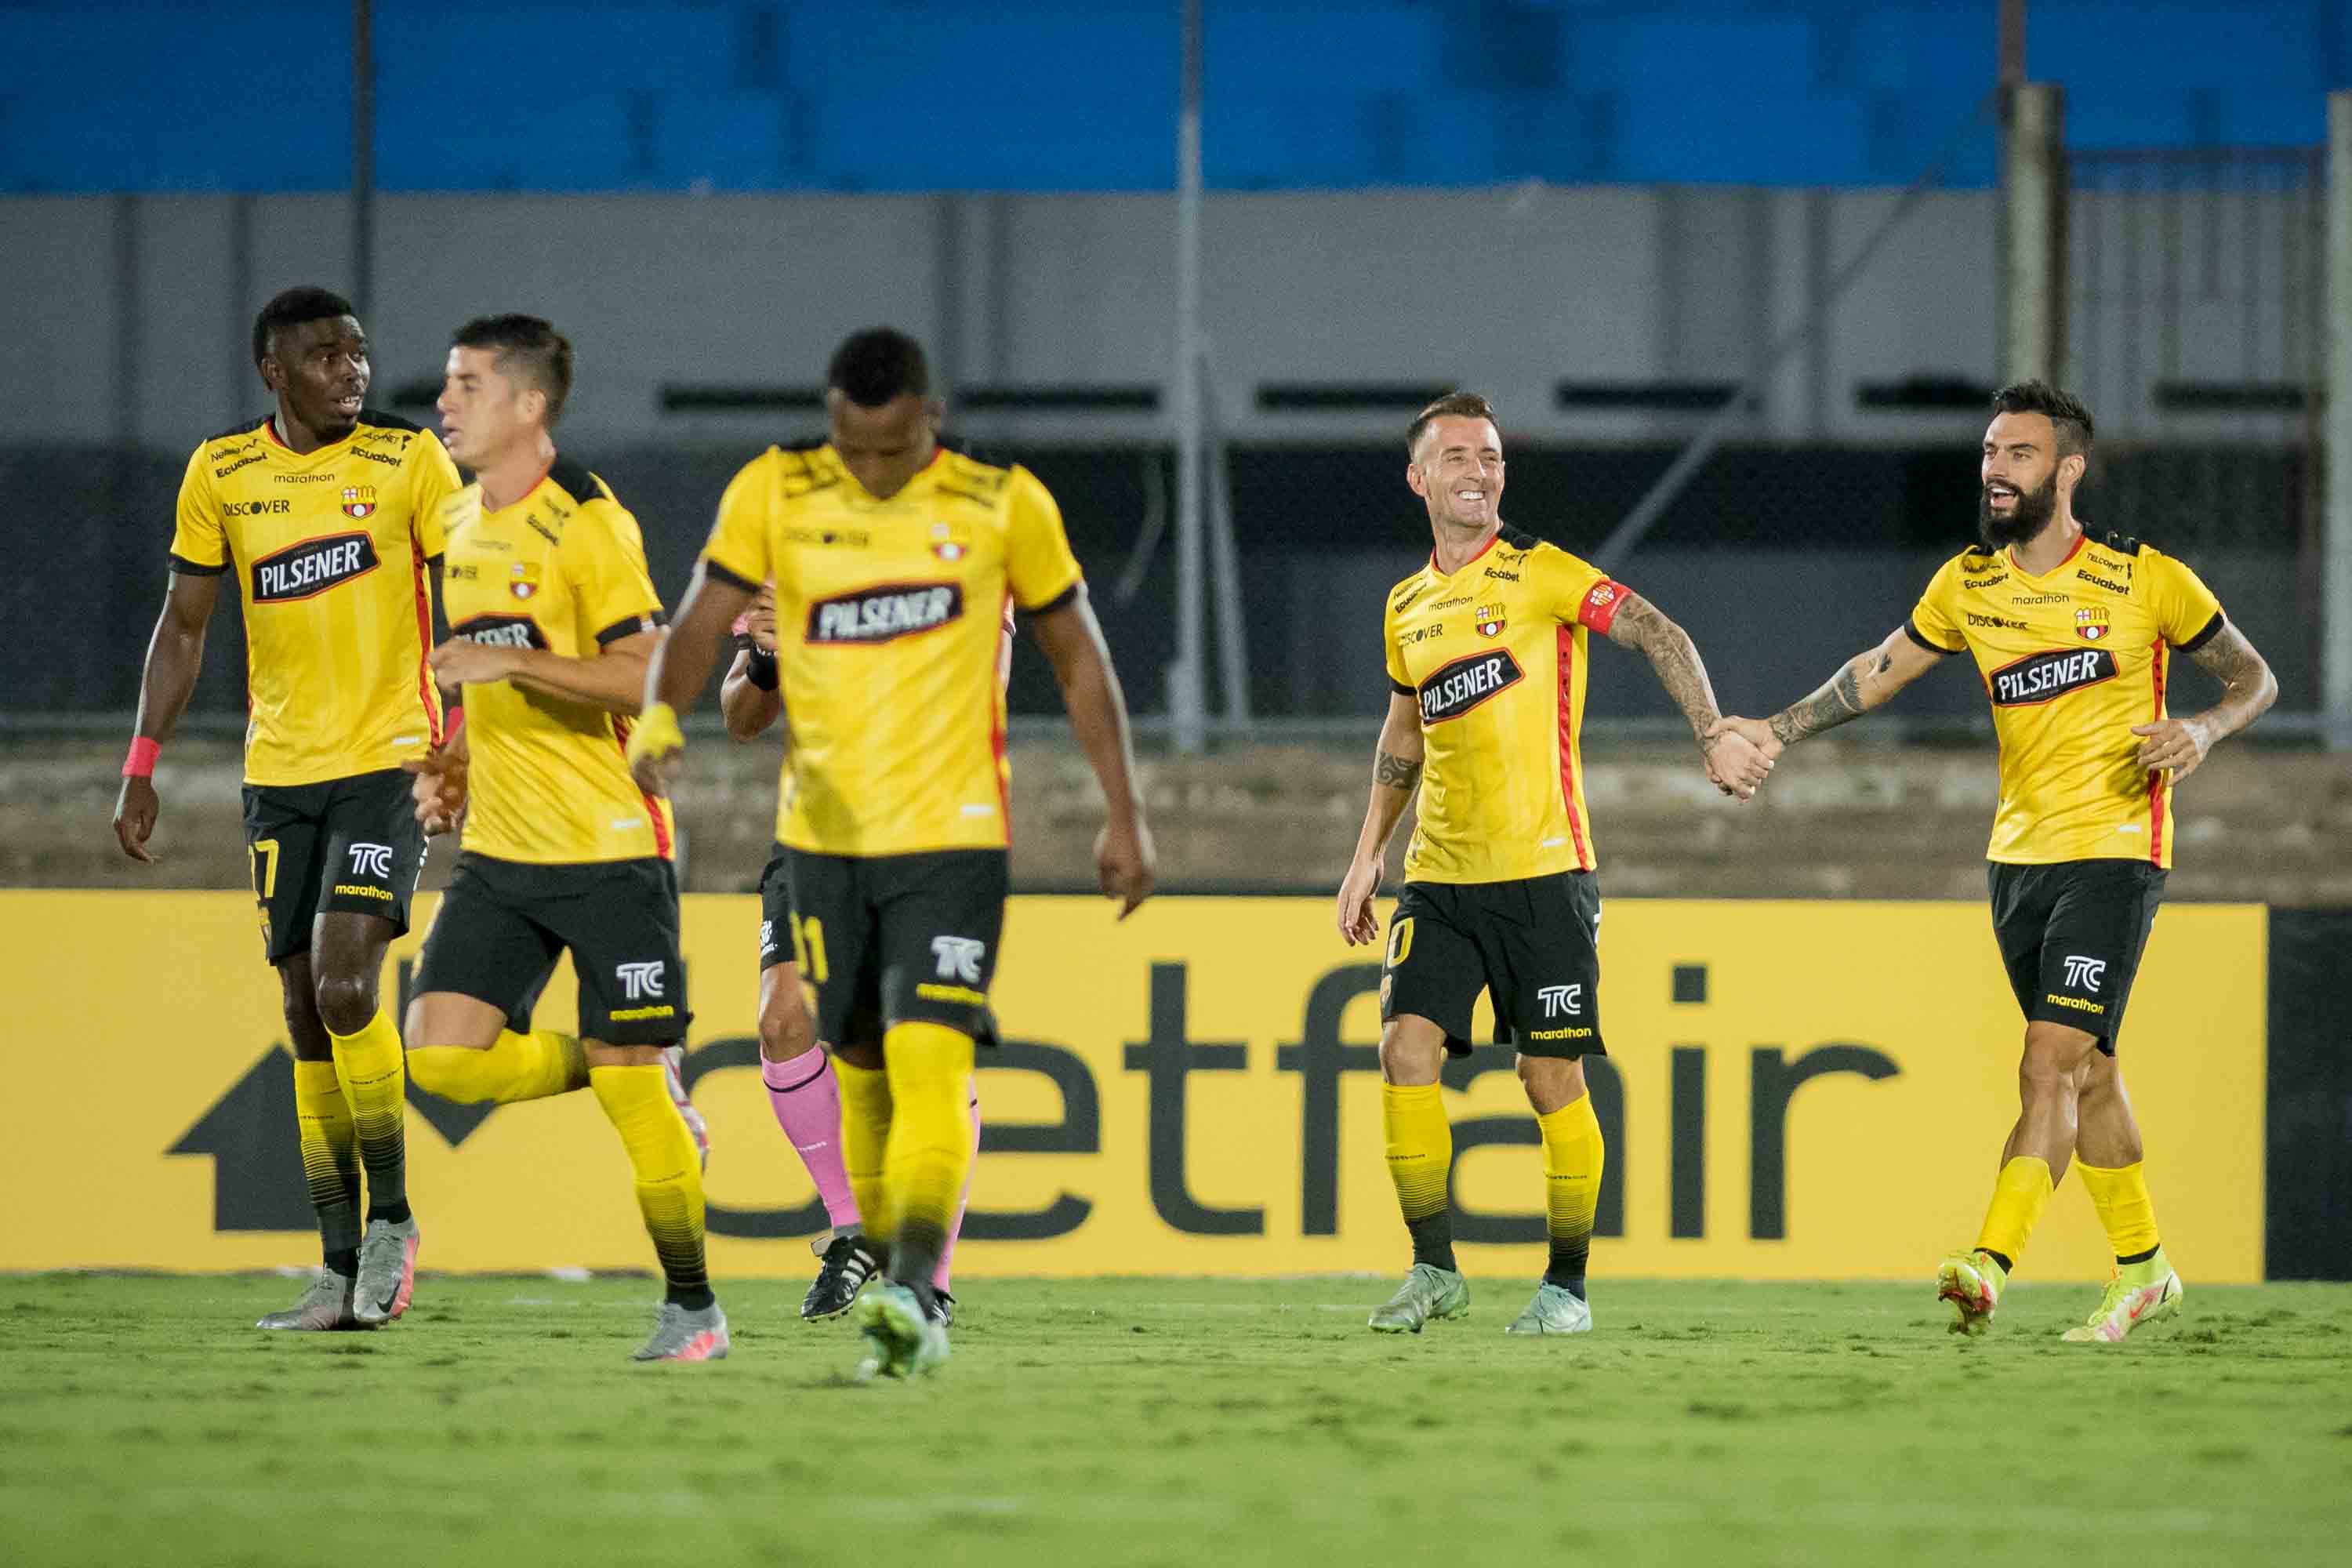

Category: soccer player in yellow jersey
[722, 582, 1003, 1323]
[1713, 381, 2278, 1341]
[1337, 392, 1772, 1337]
[399, 315, 725, 1362]
[114, 285, 459, 1331]
[632, 327, 1155, 1379]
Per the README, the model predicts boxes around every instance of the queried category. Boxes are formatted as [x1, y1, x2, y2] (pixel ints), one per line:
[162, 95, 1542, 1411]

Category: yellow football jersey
[168, 411, 460, 786]
[700, 445, 1083, 857]
[1908, 529, 2225, 868]
[1383, 527, 1630, 883]
[439, 459, 674, 866]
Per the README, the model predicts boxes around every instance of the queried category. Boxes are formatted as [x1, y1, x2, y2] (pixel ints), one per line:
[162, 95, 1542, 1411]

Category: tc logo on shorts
[346, 842, 394, 879]
[806, 581, 964, 644]
[931, 936, 986, 983]
[2061, 955, 2107, 991]
[615, 961, 666, 1000]
[1417, 649, 1524, 724]
[1537, 983, 1584, 1018]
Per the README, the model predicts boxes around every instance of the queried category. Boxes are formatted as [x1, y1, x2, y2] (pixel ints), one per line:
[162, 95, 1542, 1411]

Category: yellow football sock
[1381, 1082, 1456, 1270]
[1537, 1092, 1606, 1297]
[2077, 1160, 2161, 1262]
[1975, 1155, 2055, 1269]
[880, 1022, 977, 1284]
[834, 1054, 895, 1240]
[408, 1030, 589, 1105]
[292, 1058, 361, 1264]
[328, 1008, 408, 1219]
[589, 1062, 710, 1306]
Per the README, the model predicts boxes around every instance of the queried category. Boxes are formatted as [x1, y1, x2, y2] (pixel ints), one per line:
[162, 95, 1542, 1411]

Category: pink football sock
[935, 1085, 982, 1294]
[761, 1051, 860, 1232]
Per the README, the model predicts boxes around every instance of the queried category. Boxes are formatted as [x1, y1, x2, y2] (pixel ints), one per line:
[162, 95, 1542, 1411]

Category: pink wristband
[122, 737, 162, 778]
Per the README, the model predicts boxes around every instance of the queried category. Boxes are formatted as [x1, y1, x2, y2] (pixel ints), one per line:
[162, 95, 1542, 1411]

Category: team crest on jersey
[929, 521, 970, 563]
[1417, 649, 1524, 724]
[1475, 605, 1506, 638]
[340, 485, 378, 520]
[509, 562, 541, 601]
[2075, 607, 2111, 641]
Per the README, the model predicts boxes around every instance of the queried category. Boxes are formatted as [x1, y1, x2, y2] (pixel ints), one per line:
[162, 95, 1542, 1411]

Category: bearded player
[1711, 381, 2276, 1341]
[721, 581, 999, 1324]
[1337, 392, 1771, 1338]
[633, 326, 1154, 1380]
[114, 285, 457, 1330]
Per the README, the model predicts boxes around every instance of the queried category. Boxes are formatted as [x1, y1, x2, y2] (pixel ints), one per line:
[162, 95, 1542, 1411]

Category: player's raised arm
[1336, 687, 1424, 946]
[1598, 590, 1772, 800]
[719, 583, 782, 742]
[114, 564, 223, 864]
[630, 562, 756, 795]
[2131, 619, 2276, 783]
[1712, 622, 1948, 761]
[1027, 585, 1156, 916]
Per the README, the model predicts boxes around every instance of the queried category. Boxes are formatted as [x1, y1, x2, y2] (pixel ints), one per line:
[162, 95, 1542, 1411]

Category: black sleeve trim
[549, 456, 605, 503]
[202, 413, 271, 445]
[702, 558, 760, 593]
[168, 553, 228, 576]
[595, 610, 668, 647]
[742, 646, 780, 691]
[1020, 580, 1083, 618]
[1389, 677, 1415, 696]
[1904, 619, 1961, 655]
[2176, 610, 2226, 654]
[356, 407, 425, 434]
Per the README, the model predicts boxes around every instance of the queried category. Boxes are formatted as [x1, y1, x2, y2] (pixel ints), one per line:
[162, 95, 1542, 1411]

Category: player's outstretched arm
[2131, 619, 2276, 783]
[430, 628, 659, 715]
[1712, 624, 1945, 760]
[1337, 688, 1423, 946]
[113, 568, 221, 864]
[630, 564, 756, 796]
[1602, 591, 1771, 800]
[1028, 586, 1156, 918]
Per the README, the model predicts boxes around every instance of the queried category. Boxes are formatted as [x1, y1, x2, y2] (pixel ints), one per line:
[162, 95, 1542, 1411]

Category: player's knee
[758, 998, 818, 1064]
[2018, 1023, 2096, 1095]
[310, 970, 377, 1036]
[1377, 1023, 1443, 1086]
[1516, 1052, 1585, 1112]
[406, 1046, 477, 1102]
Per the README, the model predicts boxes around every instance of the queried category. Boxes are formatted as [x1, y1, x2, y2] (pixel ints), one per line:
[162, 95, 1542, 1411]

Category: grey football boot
[256, 1269, 358, 1331]
[1367, 1263, 1471, 1334]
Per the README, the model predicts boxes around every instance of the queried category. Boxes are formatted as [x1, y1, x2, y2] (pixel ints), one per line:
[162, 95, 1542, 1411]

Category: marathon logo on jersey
[221, 499, 293, 518]
[452, 614, 546, 650]
[1988, 646, 2118, 707]
[249, 531, 380, 603]
[806, 581, 965, 644]
[2076, 606, 2111, 641]
[1417, 648, 1524, 724]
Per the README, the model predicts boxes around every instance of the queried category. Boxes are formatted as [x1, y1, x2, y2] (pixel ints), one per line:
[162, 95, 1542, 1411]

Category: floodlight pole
[2325, 91, 2352, 750]
[1170, 0, 1208, 754]
[2002, 81, 2064, 383]
[351, 0, 376, 318]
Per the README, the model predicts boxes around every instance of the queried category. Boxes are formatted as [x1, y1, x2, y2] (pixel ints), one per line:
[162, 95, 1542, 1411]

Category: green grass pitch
[3, 1274, 2348, 1566]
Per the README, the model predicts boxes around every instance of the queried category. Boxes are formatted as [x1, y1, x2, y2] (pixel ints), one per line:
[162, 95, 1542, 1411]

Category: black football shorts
[1381, 869, 1605, 1059]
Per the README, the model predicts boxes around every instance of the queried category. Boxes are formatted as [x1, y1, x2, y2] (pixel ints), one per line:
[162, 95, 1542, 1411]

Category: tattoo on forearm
[1769, 661, 1867, 746]
[1374, 749, 1423, 791]
[1609, 596, 1724, 743]
[2185, 623, 2276, 739]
